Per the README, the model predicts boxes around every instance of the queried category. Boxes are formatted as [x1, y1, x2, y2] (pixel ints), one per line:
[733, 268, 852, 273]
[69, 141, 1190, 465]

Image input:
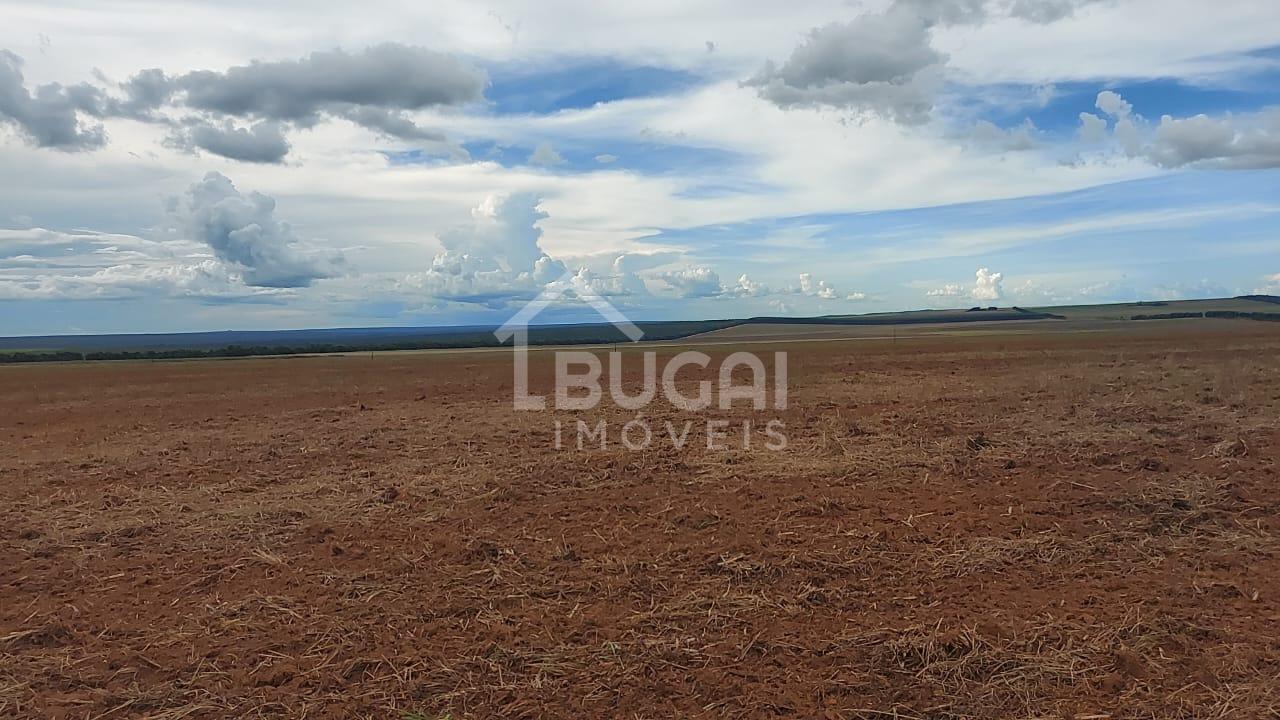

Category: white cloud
[794, 272, 840, 299]
[0, 227, 286, 301]
[0, 50, 106, 150]
[528, 141, 564, 167]
[746, 0, 1107, 124]
[1095, 89, 1131, 119]
[400, 193, 566, 307]
[967, 118, 1038, 151]
[1, 44, 484, 162]
[568, 266, 646, 297]
[1, 0, 1277, 332]
[168, 172, 343, 287]
[727, 273, 769, 297]
[437, 193, 550, 275]
[927, 283, 965, 297]
[659, 266, 723, 298]
[1146, 110, 1280, 169]
[1078, 112, 1108, 143]
[1252, 272, 1280, 295]
[1150, 278, 1231, 300]
[610, 251, 681, 275]
[926, 267, 1003, 301]
[1078, 91, 1280, 169]
[171, 119, 291, 164]
[743, 6, 944, 124]
[972, 266, 1003, 299]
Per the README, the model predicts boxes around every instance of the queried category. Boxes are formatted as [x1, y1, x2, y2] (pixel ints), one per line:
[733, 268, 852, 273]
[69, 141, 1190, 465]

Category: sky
[1, 0, 1279, 335]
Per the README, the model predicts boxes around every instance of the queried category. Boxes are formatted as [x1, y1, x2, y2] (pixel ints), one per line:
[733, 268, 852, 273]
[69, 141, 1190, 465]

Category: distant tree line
[1131, 311, 1280, 322]
[0, 320, 741, 364]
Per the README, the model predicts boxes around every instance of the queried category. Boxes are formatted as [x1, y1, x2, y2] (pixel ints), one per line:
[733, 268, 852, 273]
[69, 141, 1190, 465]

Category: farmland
[2, 320, 1279, 718]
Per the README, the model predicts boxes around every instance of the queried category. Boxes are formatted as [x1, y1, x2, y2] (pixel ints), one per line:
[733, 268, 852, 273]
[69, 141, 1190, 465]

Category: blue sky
[484, 60, 703, 115]
[0, 0, 1278, 334]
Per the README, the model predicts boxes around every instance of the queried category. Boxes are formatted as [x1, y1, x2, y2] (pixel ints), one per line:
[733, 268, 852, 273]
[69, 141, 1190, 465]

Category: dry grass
[1, 326, 1278, 718]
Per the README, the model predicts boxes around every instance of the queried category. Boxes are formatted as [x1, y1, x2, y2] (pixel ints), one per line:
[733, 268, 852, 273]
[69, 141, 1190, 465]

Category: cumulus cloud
[743, 5, 943, 124]
[594, 153, 618, 164]
[894, 0, 1104, 24]
[108, 68, 171, 120]
[400, 194, 568, 307]
[397, 200, 742, 308]
[168, 44, 484, 124]
[3, 44, 484, 161]
[168, 172, 342, 288]
[1146, 110, 1280, 169]
[170, 119, 291, 164]
[648, 269, 858, 302]
[437, 194, 549, 275]
[570, 266, 646, 297]
[659, 266, 723, 298]
[746, 0, 1101, 123]
[401, 251, 554, 307]
[727, 273, 769, 297]
[1095, 90, 1131, 120]
[1078, 112, 1108, 143]
[926, 267, 1004, 300]
[1144, 114, 1238, 167]
[797, 272, 840, 299]
[972, 266, 1004, 300]
[1004, 0, 1105, 22]
[0, 50, 106, 150]
[927, 283, 965, 297]
[528, 141, 564, 166]
[1084, 90, 1280, 169]
[151, 44, 484, 161]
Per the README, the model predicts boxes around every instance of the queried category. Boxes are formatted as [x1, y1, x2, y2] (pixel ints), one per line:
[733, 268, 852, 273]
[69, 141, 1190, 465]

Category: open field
[2, 321, 1280, 718]
[685, 315, 1261, 344]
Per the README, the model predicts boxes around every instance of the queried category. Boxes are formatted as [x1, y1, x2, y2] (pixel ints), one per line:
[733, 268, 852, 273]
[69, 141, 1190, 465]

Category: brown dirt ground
[2, 321, 1279, 719]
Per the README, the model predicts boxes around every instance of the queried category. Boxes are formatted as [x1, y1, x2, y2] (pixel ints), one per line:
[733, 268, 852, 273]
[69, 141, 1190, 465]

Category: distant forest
[2, 300, 1278, 364]
[0, 320, 739, 364]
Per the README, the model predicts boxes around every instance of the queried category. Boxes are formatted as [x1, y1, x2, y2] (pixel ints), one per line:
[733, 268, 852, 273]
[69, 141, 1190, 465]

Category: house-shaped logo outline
[494, 270, 643, 410]
[494, 270, 643, 345]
